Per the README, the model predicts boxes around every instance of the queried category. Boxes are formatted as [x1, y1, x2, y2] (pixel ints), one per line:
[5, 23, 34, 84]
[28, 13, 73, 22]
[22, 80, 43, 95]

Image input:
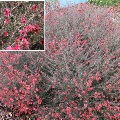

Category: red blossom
[40, 40, 44, 45]
[20, 15, 27, 24]
[118, 63, 120, 67]
[4, 18, 10, 24]
[4, 31, 9, 37]
[32, 4, 38, 12]
[4, 8, 10, 17]
[33, 24, 40, 34]
[6, 46, 13, 50]
[22, 37, 29, 48]
[55, 113, 60, 118]
[66, 107, 71, 114]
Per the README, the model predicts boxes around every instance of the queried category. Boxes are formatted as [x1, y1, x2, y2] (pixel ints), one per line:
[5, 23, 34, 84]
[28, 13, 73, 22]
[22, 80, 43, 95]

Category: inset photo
[0, 1, 44, 50]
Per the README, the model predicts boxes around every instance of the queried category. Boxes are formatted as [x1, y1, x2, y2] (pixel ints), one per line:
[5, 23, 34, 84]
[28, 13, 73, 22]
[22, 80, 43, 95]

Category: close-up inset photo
[0, 1, 44, 50]
[0, 0, 120, 120]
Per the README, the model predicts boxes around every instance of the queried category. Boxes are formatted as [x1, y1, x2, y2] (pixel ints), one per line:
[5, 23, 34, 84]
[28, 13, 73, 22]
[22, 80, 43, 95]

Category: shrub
[0, 1, 44, 50]
[45, 2, 120, 119]
[88, 0, 120, 6]
[0, 52, 58, 117]
[0, 2, 120, 119]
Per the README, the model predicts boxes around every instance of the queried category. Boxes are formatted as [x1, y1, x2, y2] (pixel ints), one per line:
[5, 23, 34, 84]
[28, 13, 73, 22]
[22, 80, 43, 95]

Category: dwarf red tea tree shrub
[0, 2, 120, 119]
[0, 51, 58, 116]
[0, 1, 44, 50]
[44, 2, 120, 119]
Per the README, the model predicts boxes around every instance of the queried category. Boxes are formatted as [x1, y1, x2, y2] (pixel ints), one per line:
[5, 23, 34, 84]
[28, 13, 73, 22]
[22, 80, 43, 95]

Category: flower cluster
[6, 24, 40, 50]
[4, 8, 10, 17]
[32, 4, 38, 12]
[20, 15, 27, 24]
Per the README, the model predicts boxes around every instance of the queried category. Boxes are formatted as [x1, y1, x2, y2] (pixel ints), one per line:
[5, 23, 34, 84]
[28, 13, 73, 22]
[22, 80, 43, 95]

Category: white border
[0, 0, 45, 51]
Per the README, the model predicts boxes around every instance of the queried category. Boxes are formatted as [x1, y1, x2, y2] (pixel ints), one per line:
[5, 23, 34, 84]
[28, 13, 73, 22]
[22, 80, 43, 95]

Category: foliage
[45, 0, 59, 7]
[88, 0, 120, 6]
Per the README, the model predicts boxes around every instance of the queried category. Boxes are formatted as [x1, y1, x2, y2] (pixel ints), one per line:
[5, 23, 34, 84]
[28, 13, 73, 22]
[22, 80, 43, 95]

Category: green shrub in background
[89, 0, 120, 6]
[45, 0, 59, 7]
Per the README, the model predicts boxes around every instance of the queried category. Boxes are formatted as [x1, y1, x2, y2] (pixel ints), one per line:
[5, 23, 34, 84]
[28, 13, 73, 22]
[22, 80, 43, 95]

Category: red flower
[4, 18, 10, 24]
[25, 24, 34, 32]
[37, 117, 42, 120]
[13, 45, 22, 50]
[66, 107, 71, 114]
[55, 113, 60, 118]
[118, 63, 120, 67]
[20, 15, 27, 24]
[4, 8, 10, 17]
[33, 24, 40, 34]
[37, 98, 42, 104]
[6, 45, 22, 50]
[40, 40, 44, 45]
[6, 46, 13, 50]
[22, 38, 29, 48]
[84, 104, 87, 108]
[32, 4, 38, 12]
[78, 9, 84, 13]
[4, 31, 9, 37]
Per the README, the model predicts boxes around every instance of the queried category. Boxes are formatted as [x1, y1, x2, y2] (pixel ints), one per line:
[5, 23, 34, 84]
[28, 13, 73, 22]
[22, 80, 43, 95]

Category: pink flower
[33, 24, 40, 34]
[37, 98, 42, 104]
[7, 65, 13, 70]
[24, 24, 34, 32]
[13, 45, 22, 50]
[66, 107, 71, 114]
[6, 46, 13, 50]
[4, 31, 9, 37]
[4, 8, 10, 17]
[32, 4, 38, 12]
[87, 79, 92, 87]
[118, 63, 120, 67]
[7, 44, 21, 51]
[94, 92, 101, 99]
[20, 15, 27, 24]
[36, 96, 42, 104]
[64, 78, 68, 82]
[84, 104, 87, 108]
[40, 40, 44, 45]
[19, 29, 28, 37]
[22, 38, 29, 48]
[37, 117, 42, 120]
[55, 113, 60, 118]
[4, 18, 10, 24]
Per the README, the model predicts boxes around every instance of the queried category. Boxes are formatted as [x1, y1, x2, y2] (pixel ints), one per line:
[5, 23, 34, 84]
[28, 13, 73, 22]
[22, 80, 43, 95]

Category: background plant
[88, 0, 120, 6]
[45, 0, 59, 8]
[0, 1, 44, 50]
